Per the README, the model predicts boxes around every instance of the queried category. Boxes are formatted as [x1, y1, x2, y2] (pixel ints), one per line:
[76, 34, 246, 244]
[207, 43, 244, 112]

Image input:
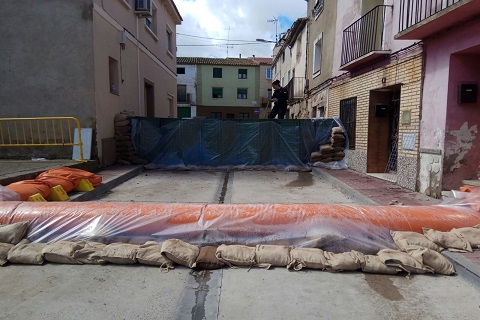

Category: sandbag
[101, 243, 138, 264]
[7, 240, 46, 265]
[41, 241, 84, 264]
[390, 230, 442, 252]
[136, 241, 175, 269]
[161, 239, 199, 268]
[330, 135, 345, 144]
[324, 251, 364, 271]
[319, 145, 334, 153]
[287, 248, 329, 271]
[332, 127, 344, 135]
[404, 246, 455, 275]
[215, 244, 256, 267]
[450, 227, 480, 247]
[6, 180, 52, 201]
[195, 246, 225, 270]
[377, 249, 433, 274]
[255, 245, 291, 268]
[114, 113, 130, 123]
[73, 241, 107, 264]
[423, 228, 473, 252]
[115, 120, 130, 127]
[37, 167, 102, 187]
[362, 255, 402, 274]
[0, 221, 29, 245]
[36, 175, 77, 192]
[0, 243, 14, 266]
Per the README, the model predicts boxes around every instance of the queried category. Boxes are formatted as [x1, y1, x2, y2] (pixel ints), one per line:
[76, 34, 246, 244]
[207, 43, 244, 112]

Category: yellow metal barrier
[0, 117, 84, 161]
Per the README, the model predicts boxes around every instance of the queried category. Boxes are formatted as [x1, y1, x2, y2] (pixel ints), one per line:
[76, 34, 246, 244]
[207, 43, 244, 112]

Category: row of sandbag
[0, 237, 455, 276]
[114, 112, 147, 165]
[2, 220, 475, 276]
[310, 127, 346, 164]
[3, 167, 102, 201]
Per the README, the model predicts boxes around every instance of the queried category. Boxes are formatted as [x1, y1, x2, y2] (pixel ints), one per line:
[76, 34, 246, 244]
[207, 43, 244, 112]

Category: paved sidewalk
[313, 167, 442, 206]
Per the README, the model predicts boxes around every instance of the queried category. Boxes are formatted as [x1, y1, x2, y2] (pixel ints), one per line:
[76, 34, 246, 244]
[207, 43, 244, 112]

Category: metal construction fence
[0, 117, 84, 161]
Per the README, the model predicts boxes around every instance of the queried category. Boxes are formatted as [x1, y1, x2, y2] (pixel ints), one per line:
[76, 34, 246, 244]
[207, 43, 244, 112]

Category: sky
[174, 0, 308, 59]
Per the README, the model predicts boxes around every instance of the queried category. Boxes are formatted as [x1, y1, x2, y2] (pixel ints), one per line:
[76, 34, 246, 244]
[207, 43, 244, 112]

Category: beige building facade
[301, 0, 420, 190]
[0, 0, 182, 165]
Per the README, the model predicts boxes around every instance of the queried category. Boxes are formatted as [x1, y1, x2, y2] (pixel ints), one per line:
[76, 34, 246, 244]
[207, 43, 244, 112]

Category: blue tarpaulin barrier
[130, 117, 341, 171]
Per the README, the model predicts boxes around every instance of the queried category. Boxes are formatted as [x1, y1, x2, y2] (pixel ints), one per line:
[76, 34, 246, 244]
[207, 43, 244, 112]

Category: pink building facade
[397, 0, 480, 195]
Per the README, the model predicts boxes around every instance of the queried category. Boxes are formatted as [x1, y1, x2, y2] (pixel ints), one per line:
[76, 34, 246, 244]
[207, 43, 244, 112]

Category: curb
[311, 167, 379, 206]
[69, 165, 144, 202]
[443, 252, 480, 288]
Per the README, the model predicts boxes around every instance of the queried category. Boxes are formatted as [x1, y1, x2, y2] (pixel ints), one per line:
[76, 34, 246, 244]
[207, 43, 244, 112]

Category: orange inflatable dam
[0, 201, 479, 253]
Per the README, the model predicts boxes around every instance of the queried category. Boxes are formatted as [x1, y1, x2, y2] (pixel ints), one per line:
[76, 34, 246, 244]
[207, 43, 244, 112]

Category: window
[166, 26, 173, 54]
[109, 57, 119, 95]
[211, 112, 222, 119]
[313, 33, 323, 75]
[177, 67, 185, 74]
[145, 4, 157, 36]
[177, 85, 187, 103]
[239, 113, 249, 119]
[266, 68, 272, 80]
[238, 69, 247, 79]
[339, 97, 357, 150]
[313, 0, 324, 18]
[237, 88, 247, 99]
[212, 87, 223, 98]
[267, 89, 272, 100]
[319, 106, 325, 118]
[213, 68, 222, 78]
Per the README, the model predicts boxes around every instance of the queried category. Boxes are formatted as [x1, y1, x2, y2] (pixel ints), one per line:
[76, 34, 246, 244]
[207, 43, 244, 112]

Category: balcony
[396, 0, 480, 39]
[286, 77, 305, 101]
[340, 5, 392, 71]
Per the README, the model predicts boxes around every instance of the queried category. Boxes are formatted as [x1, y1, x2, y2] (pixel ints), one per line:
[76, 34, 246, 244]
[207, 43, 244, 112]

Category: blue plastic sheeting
[130, 117, 341, 171]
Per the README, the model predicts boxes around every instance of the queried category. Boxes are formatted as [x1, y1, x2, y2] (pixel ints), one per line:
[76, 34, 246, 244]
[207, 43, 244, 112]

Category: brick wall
[328, 53, 423, 190]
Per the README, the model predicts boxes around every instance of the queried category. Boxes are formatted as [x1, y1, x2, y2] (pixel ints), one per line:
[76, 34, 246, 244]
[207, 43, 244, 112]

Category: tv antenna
[267, 16, 278, 42]
[224, 27, 233, 58]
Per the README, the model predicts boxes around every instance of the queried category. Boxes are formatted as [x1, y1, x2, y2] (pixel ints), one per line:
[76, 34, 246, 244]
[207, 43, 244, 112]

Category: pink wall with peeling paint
[442, 54, 480, 189]
[421, 18, 480, 189]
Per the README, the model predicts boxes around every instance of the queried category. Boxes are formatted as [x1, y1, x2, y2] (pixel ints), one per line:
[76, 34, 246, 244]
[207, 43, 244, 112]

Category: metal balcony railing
[286, 77, 305, 100]
[399, 0, 462, 32]
[341, 5, 391, 67]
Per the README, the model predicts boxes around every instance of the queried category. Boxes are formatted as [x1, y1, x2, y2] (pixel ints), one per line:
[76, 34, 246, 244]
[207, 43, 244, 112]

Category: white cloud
[174, 0, 308, 58]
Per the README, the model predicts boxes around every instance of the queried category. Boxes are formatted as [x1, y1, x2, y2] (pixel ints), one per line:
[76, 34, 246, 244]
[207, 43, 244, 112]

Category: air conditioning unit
[134, 0, 152, 17]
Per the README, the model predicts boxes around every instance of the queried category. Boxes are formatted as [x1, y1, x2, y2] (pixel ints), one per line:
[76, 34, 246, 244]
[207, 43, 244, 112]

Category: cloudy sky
[174, 0, 308, 59]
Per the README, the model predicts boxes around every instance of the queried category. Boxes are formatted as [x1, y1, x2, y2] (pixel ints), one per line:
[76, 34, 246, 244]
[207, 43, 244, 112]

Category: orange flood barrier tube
[1, 201, 479, 253]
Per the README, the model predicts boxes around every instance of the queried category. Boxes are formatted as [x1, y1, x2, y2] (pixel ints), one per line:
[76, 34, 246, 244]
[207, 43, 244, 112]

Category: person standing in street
[268, 80, 289, 119]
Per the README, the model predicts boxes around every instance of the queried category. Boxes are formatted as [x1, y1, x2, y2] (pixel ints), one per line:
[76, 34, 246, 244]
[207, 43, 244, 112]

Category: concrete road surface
[1, 264, 479, 320]
[95, 170, 358, 204]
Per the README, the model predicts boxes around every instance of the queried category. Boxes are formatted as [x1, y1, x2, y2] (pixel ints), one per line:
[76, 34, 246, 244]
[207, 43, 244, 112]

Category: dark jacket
[272, 87, 288, 108]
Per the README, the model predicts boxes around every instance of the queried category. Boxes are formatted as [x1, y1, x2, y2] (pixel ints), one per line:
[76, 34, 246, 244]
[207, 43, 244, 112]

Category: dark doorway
[367, 85, 401, 173]
[145, 82, 154, 117]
